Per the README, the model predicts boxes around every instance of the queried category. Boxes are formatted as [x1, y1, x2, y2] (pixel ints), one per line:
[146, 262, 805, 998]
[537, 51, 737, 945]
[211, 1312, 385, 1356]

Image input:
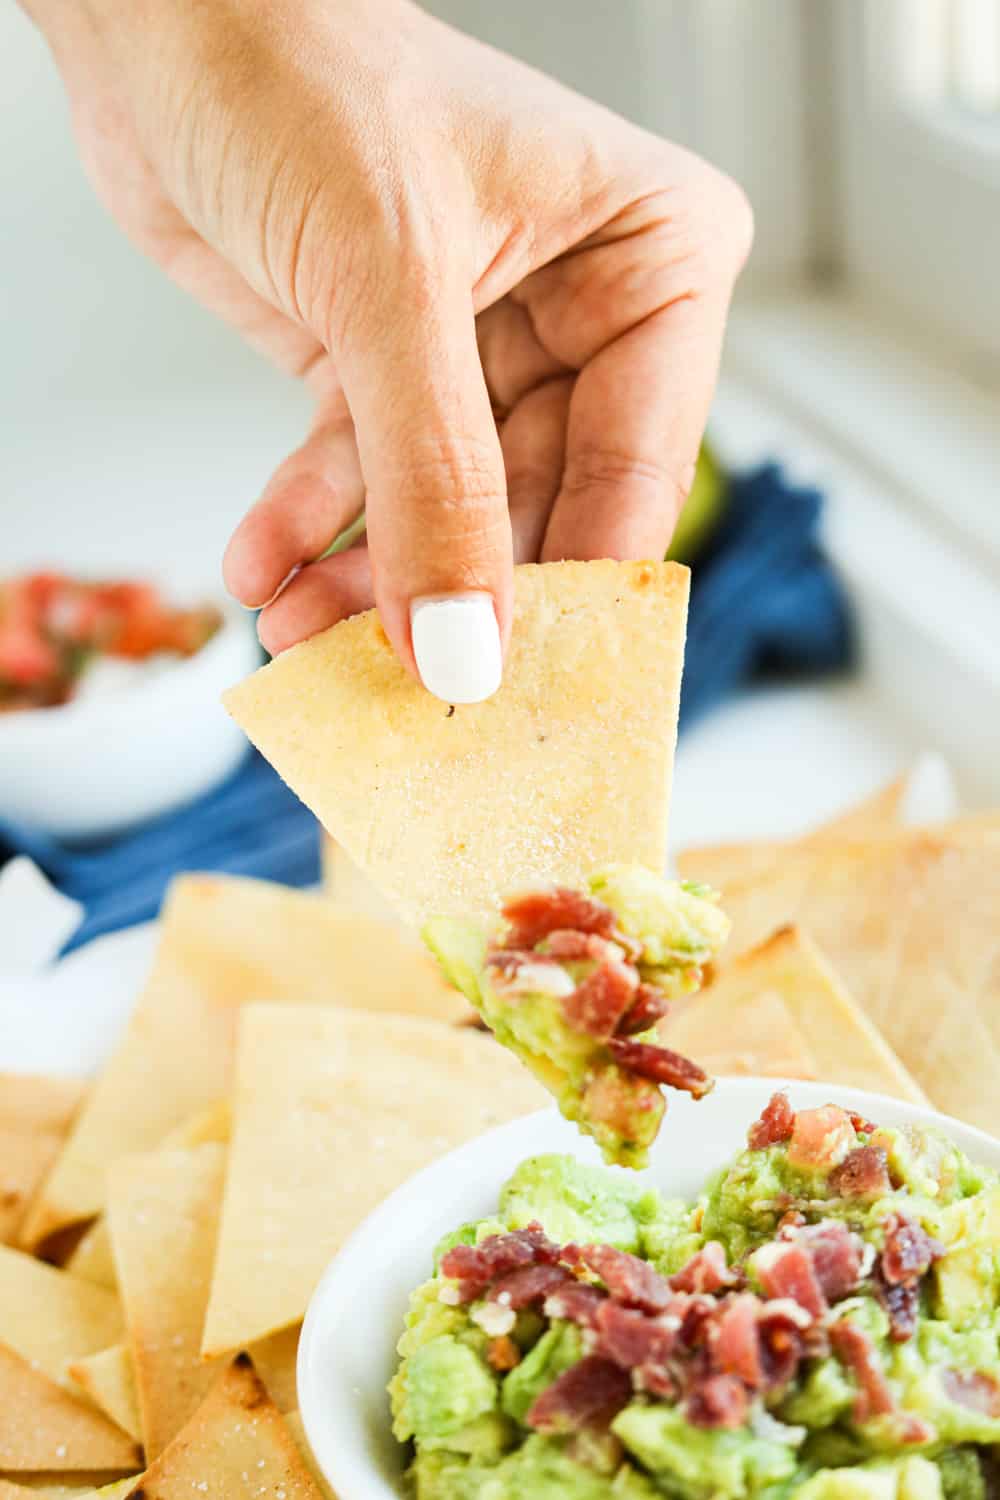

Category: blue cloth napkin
[0, 462, 853, 954]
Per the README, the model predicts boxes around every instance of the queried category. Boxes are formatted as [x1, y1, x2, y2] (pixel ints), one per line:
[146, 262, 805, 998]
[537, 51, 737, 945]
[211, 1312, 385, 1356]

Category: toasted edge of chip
[0, 1341, 141, 1474]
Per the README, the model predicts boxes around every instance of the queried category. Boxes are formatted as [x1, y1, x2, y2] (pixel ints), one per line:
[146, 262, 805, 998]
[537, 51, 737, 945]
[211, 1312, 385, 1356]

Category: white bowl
[298, 1078, 1000, 1500]
[0, 602, 261, 840]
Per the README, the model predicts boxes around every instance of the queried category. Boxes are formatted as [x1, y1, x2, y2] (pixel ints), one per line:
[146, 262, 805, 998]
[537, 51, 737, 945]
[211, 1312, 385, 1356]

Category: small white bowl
[0, 601, 261, 840]
[298, 1079, 1000, 1500]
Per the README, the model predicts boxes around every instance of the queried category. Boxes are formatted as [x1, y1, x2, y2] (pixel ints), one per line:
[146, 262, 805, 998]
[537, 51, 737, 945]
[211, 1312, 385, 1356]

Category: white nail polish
[410, 593, 503, 705]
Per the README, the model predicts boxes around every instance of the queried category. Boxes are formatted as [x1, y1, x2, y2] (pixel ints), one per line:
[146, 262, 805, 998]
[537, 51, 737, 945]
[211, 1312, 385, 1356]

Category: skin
[22, 0, 753, 679]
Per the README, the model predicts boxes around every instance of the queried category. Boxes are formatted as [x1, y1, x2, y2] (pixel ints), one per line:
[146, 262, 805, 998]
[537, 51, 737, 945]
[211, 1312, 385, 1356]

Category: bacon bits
[576, 1244, 674, 1314]
[670, 1242, 739, 1296]
[526, 1356, 633, 1434]
[874, 1214, 944, 1341]
[606, 1039, 714, 1098]
[617, 983, 672, 1036]
[502, 889, 619, 949]
[686, 1373, 749, 1430]
[829, 1320, 895, 1421]
[748, 1092, 796, 1149]
[488, 1263, 572, 1311]
[754, 1241, 828, 1320]
[829, 1146, 892, 1201]
[439, 1223, 560, 1302]
[799, 1222, 864, 1303]
[562, 957, 639, 1040]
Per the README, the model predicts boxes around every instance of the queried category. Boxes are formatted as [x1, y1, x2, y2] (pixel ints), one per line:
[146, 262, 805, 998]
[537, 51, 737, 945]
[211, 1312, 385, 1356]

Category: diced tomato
[786, 1105, 857, 1171]
[0, 623, 61, 686]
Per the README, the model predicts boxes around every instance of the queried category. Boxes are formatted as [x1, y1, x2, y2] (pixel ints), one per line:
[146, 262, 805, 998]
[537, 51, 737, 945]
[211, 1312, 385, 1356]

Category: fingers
[223, 416, 364, 609]
[337, 269, 512, 703]
[501, 376, 572, 563]
[256, 544, 374, 656]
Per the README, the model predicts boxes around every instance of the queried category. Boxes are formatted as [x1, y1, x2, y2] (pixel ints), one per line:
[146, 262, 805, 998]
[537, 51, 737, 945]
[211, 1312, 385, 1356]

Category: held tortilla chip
[107, 1145, 298, 1460]
[224, 560, 689, 928]
[665, 927, 926, 1103]
[202, 1004, 547, 1356]
[0, 1246, 122, 1387]
[66, 1346, 141, 1443]
[701, 830, 1000, 1132]
[0, 1342, 140, 1474]
[22, 874, 464, 1250]
[662, 987, 817, 1081]
[120, 1355, 322, 1500]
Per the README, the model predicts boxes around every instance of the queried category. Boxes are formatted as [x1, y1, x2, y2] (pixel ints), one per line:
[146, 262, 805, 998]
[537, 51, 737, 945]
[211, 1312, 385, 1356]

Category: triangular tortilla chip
[107, 1145, 298, 1460]
[0, 1480, 134, 1498]
[321, 832, 412, 927]
[0, 1245, 122, 1387]
[224, 559, 689, 927]
[663, 987, 817, 1080]
[0, 1342, 140, 1473]
[66, 1346, 141, 1444]
[283, 1413, 335, 1500]
[0, 1075, 87, 1246]
[66, 1220, 116, 1292]
[120, 1356, 322, 1500]
[0, 1075, 86, 1135]
[22, 874, 464, 1250]
[159, 1100, 231, 1150]
[202, 1005, 547, 1356]
[701, 830, 1000, 1131]
[666, 927, 926, 1103]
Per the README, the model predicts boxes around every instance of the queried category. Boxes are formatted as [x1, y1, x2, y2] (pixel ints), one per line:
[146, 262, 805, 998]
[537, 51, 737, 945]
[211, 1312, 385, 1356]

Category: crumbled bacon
[545, 930, 623, 963]
[941, 1370, 1000, 1417]
[686, 1373, 749, 1430]
[526, 1356, 633, 1434]
[849, 1111, 877, 1135]
[712, 1294, 763, 1388]
[545, 1281, 608, 1328]
[562, 956, 639, 1039]
[575, 1244, 674, 1314]
[594, 1301, 678, 1372]
[881, 1214, 944, 1285]
[748, 1092, 796, 1149]
[799, 1222, 864, 1303]
[875, 1273, 920, 1343]
[502, 889, 619, 949]
[670, 1242, 739, 1296]
[829, 1320, 895, 1421]
[439, 1223, 560, 1301]
[487, 1335, 521, 1371]
[488, 1263, 573, 1310]
[754, 1241, 828, 1320]
[617, 983, 672, 1036]
[606, 1038, 714, 1098]
[829, 1146, 892, 1200]
[757, 1304, 806, 1390]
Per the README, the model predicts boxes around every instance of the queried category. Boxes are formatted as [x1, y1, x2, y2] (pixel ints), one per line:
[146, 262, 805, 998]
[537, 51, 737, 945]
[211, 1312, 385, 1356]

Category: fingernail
[410, 593, 503, 704]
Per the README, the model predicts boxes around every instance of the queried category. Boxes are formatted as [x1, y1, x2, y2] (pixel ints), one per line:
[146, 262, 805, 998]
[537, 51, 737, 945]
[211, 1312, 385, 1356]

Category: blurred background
[2, 0, 999, 853]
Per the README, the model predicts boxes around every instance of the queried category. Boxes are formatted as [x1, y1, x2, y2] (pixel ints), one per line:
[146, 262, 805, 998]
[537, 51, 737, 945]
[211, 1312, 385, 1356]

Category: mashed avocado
[424, 865, 730, 1167]
[391, 1096, 1000, 1500]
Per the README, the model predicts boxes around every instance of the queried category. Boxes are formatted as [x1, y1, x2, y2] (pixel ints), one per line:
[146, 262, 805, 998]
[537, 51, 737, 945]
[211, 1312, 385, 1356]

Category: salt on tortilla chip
[0, 1246, 122, 1388]
[202, 1005, 547, 1356]
[663, 988, 817, 1081]
[667, 927, 926, 1103]
[21, 874, 464, 1250]
[107, 1145, 298, 1460]
[0, 1342, 140, 1473]
[120, 1355, 322, 1500]
[66, 1221, 116, 1293]
[283, 1413, 335, 1500]
[66, 1346, 141, 1444]
[700, 830, 1000, 1132]
[0, 1076, 86, 1246]
[321, 831, 410, 930]
[159, 1101, 230, 1150]
[224, 559, 689, 928]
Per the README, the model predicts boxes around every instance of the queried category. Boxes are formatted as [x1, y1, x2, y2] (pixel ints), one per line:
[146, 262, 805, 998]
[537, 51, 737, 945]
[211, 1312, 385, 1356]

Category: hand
[27, 0, 752, 701]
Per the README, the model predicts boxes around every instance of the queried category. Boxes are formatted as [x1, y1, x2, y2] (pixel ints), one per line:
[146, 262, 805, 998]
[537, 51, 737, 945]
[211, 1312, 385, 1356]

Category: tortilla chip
[812, 774, 910, 841]
[159, 1102, 231, 1150]
[0, 1076, 87, 1246]
[0, 1342, 140, 1473]
[202, 1004, 547, 1356]
[22, 874, 463, 1250]
[224, 559, 689, 928]
[700, 830, 1000, 1131]
[283, 1413, 335, 1500]
[120, 1355, 322, 1500]
[66, 1346, 140, 1444]
[0, 1483, 135, 1499]
[669, 927, 926, 1103]
[0, 1246, 122, 1387]
[0, 1075, 86, 1135]
[663, 987, 817, 1081]
[107, 1145, 298, 1460]
[66, 1221, 116, 1293]
[321, 831, 410, 928]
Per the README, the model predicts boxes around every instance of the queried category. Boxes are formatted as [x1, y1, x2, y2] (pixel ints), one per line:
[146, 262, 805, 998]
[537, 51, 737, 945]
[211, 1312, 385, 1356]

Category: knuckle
[562, 444, 681, 513]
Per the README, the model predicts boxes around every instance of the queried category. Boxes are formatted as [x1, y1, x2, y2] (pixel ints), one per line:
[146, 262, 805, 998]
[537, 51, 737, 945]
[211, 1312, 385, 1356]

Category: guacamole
[391, 1094, 1000, 1500]
[424, 865, 730, 1167]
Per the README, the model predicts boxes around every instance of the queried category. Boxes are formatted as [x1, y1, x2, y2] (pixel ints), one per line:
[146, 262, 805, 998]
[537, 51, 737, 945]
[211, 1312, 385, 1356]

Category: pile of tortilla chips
[4, 560, 998, 1493]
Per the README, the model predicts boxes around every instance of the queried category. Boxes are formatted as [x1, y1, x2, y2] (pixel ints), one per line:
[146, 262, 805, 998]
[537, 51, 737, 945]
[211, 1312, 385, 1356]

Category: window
[833, 0, 1000, 378]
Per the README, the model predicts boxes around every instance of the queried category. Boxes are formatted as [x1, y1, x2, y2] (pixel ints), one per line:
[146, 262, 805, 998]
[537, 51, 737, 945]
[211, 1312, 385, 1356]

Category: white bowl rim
[297, 1077, 1000, 1500]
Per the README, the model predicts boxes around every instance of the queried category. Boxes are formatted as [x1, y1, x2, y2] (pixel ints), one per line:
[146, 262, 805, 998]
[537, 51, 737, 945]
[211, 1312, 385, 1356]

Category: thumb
[336, 268, 512, 704]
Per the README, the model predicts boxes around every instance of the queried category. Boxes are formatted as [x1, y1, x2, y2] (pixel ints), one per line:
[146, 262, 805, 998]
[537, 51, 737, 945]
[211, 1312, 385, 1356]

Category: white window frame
[832, 0, 1000, 378]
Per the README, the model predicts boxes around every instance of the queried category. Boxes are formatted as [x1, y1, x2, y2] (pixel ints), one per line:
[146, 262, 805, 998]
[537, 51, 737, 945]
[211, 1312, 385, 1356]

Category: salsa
[392, 1094, 1000, 1500]
[0, 572, 222, 712]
